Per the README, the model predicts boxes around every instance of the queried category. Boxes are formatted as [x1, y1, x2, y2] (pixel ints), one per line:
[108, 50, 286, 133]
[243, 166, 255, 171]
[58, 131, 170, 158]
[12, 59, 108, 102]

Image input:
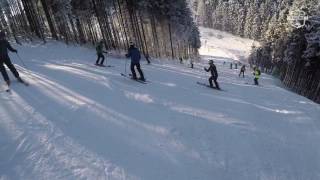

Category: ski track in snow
[0, 29, 320, 180]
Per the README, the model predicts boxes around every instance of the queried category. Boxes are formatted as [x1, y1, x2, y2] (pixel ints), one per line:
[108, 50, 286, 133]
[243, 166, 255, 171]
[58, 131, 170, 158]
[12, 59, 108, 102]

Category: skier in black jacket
[126, 43, 145, 81]
[0, 31, 24, 86]
[95, 40, 107, 66]
[239, 65, 246, 78]
[204, 60, 220, 90]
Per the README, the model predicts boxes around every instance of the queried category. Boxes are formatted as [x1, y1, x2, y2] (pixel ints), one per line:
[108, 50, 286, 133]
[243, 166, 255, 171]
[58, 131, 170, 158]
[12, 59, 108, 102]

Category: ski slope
[199, 27, 257, 62]
[1, 31, 320, 180]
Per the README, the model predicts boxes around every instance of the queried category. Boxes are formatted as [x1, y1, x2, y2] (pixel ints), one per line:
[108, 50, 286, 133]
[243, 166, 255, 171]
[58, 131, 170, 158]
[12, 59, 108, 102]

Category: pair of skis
[121, 73, 148, 84]
[95, 64, 114, 68]
[0, 88, 10, 93]
[1, 80, 29, 94]
[197, 82, 224, 91]
[244, 82, 263, 87]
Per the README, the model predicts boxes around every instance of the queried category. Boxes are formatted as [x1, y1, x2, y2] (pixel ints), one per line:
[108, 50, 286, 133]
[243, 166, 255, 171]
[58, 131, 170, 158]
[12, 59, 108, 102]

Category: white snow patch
[168, 103, 250, 128]
[125, 91, 154, 104]
[160, 82, 177, 87]
[255, 104, 302, 115]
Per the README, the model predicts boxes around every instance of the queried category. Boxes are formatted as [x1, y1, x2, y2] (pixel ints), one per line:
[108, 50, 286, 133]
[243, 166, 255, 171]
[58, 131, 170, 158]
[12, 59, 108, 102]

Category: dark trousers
[239, 71, 245, 78]
[146, 57, 151, 64]
[0, 57, 20, 82]
[254, 78, 259, 85]
[96, 54, 105, 65]
[131, 62, 144, 80]
[209, 76, 220, 89]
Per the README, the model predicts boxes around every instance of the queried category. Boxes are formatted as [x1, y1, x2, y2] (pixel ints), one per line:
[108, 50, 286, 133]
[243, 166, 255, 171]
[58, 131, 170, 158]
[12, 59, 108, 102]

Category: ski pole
[16, 53, 29, 70]
[16, 53, 32, 78]
[124, 57, 128, 75]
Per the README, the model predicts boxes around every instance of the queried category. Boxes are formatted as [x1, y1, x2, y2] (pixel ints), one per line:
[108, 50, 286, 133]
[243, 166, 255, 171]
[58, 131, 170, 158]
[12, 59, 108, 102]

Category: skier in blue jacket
[126, 43, 145, 81]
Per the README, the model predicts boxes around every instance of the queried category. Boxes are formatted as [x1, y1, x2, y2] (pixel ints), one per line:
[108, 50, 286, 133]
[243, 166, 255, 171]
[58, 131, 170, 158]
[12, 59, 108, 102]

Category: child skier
[95, 40, 107, 66]
[0, 31, 24, 86]
[126, 43, 145, 81]
[204, 60, 220, 90]
[239, 65, 246, 78]
[253, 66, 261, 85]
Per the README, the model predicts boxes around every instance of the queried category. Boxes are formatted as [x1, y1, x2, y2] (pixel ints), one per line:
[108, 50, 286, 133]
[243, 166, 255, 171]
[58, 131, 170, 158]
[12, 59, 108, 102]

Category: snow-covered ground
[199, 27, 257, 62]
[0, 29, 320, 180]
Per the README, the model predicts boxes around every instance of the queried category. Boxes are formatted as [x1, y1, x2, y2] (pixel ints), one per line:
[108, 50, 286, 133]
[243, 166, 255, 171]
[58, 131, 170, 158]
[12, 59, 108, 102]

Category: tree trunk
[40, 0, 58, 40]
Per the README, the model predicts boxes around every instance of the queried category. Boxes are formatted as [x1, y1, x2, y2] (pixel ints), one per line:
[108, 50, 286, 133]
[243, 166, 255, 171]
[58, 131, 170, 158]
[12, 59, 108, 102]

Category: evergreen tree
[0, 0, 200, 60]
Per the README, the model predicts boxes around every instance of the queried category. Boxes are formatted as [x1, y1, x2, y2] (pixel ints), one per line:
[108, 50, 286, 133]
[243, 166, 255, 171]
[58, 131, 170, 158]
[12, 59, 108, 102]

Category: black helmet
[0, 31, 5, 38]
[209, 60, 214, 64]
[129, 42, 135, 48]
[129, 41, 135, 47]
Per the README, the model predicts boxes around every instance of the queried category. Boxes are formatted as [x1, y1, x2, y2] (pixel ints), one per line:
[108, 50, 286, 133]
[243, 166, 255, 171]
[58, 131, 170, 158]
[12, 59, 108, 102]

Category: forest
[0, 0, 201, 60]
[190, 0, 320, 103]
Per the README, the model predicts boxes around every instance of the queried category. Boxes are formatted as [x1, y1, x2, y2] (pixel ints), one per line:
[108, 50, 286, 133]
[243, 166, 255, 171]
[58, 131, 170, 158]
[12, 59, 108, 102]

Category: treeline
[190, 0, 320, 103]
[0, 0, 201, 59]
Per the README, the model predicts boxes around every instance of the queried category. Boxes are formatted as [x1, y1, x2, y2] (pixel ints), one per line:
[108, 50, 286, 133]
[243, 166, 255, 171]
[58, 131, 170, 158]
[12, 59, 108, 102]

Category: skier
[239, 65, 246, 78]
[190, 59, 194, 69]
[204, 60, 220, 90]
[145, 53, 151, 64]
[126, 43, 145, 81]
[253, 66, 261, 85]
[179, 57, 183, 64]
[0, 31, 24, 86]
[95, 40, 107, 66]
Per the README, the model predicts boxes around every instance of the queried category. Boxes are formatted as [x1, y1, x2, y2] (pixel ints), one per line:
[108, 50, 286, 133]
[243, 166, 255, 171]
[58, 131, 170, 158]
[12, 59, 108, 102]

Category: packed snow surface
[199, 27, 257, 61]
[0, 29, 319, 180]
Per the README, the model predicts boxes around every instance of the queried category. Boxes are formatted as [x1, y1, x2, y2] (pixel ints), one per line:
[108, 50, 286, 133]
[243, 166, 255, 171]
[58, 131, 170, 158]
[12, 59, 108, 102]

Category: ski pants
[0, 57, 20, 82]
[254, 78, 259, 85]
[209, 76, 220, 89]
[131, 62, 144, 79]
[96, 53, 105, 65]
[145, 57, 151, 64]
[239, 71, 245, 78]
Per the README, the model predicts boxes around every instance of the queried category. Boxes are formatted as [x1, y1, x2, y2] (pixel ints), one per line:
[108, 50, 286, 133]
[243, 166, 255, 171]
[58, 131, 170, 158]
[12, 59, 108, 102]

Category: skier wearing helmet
[0, 31, 24, 86]
[253, 66, 261, 85]
[204, 60, 220, 90]
[126, 42, 145, 81]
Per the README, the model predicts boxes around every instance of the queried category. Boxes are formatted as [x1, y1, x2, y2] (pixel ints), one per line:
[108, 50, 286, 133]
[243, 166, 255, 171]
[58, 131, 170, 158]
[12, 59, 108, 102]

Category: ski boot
[17, 77, 25, 83]
[139, 77, 146, 82]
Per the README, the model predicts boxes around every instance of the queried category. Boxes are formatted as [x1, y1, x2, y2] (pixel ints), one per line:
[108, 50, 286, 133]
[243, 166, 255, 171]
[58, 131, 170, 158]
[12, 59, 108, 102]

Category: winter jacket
[126, 47, 141, 64]
[0, 40, 16, 60]
[96, 43, 103, 55]
[205, 64, 218, 78]
[254, 69, 261, 79]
